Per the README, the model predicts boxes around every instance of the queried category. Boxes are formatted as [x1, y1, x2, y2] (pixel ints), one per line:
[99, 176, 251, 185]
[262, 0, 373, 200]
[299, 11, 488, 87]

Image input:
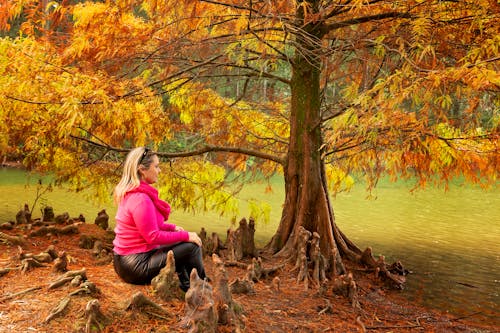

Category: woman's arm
[131, 195, 189, 245]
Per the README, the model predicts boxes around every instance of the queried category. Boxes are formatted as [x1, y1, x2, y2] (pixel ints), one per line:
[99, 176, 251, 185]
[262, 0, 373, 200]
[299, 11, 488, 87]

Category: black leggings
[113, 242, 206, 291]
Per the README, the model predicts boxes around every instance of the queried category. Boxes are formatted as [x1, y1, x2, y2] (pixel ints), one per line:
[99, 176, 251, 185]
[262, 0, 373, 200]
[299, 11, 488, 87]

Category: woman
[112, 147, 206, 291]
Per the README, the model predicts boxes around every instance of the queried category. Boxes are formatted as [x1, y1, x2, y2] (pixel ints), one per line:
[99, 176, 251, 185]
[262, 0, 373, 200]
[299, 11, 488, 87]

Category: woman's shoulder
[123, 191, 152, 205]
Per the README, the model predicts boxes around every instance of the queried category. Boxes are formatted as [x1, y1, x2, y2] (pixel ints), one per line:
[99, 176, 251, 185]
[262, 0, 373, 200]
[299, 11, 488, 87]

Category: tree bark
[182, 269, 218, 333]
[84, 299, 109, 333]
[267, 1, 343, 270]
[151, 250, 181, 301]
[265, 0, 388, 284]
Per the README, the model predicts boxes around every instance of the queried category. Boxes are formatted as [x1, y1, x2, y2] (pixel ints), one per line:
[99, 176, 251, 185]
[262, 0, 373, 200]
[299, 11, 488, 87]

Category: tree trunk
[267, 0, 363, 276]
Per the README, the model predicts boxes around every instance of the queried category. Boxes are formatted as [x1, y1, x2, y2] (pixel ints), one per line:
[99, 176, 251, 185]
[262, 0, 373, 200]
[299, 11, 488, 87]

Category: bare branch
[120, 54, 225, 98]
[324, 11, 412, 33]
[70, 135, 285, 165]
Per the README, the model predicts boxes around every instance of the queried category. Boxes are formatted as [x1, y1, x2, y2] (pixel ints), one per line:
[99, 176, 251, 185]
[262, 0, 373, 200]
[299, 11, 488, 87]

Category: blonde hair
[113, 147, 155, 205]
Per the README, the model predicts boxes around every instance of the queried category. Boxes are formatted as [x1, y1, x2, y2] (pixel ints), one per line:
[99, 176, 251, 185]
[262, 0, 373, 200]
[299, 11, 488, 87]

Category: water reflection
[334, 182, 500, 325]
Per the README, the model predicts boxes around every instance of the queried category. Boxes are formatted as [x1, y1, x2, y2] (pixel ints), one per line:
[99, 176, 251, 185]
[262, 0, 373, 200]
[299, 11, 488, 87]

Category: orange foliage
[0, 0, 498, 207]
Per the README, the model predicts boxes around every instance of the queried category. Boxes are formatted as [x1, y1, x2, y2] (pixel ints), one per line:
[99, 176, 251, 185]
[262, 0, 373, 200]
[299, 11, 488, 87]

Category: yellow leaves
[0, 35, 167, 185]
[434, 94, 452, 110]
[168, 83, 199, 125]
[417, 44, 436, 63]
[67, 2, 153, 62]
[341, 82, 360, 102]
[140, 0, 158, 17]
[72, 3, 112, 28]
[411, 17, 431, 39]
[158, 159, 240, 217]
[325, 165, 355, 194]
[248, 199, 271, 224]
[168, 81, 287, 155]
[373, 35, 386, 57]
[234, 16, 249, 36]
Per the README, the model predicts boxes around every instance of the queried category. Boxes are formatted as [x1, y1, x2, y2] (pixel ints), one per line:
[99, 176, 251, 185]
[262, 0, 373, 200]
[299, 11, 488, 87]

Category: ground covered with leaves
[0, 223, 497, 333]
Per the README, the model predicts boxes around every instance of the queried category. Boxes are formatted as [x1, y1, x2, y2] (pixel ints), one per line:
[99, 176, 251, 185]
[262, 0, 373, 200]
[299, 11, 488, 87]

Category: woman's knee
[173, 242, 201, 258]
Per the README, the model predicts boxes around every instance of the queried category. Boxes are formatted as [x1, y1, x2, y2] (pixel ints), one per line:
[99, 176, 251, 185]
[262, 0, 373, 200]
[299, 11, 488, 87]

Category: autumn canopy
[0, 0, 498, 278]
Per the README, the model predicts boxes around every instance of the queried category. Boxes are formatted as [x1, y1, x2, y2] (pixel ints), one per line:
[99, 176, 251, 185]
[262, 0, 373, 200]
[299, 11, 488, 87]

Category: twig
[450, 311, 483, 322]
[365, 323, 421, 330]
[145, 310, 171, 321]
[318, 299, 332, 315]
[356, 316, 367, 333]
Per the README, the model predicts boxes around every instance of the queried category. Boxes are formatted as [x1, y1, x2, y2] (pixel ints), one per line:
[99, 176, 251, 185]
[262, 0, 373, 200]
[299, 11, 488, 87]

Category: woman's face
[139, 155, 161, 184]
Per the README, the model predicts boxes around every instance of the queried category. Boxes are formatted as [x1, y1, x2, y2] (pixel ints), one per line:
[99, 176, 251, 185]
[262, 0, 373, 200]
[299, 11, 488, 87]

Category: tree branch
[324, 11, 412, 32]
[70, 135, 285, 165]
[120, 54, 225, 98]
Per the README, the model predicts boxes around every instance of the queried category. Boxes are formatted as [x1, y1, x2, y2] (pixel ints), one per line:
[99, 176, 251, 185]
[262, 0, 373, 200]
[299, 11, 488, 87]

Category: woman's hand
[188, 232, 202, 247]
[174, 225, 184, 231]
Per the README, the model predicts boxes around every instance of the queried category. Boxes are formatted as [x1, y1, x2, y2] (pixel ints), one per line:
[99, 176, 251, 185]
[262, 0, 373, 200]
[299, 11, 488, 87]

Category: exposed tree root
[92, 240, 103, 256]
[54, 212, 70, 225]
[21, 257, 46, 273]
[16, 204, 31, 225]
[181, 268, 218, 333]
[44, 296, 71, 323]
[42, 206, 55, 223]
[0, 221, 14, 230]
[295, 245, 310, 290]
[212, 254, 243, 329]
[84, 299, 109, 333]
[332, 272, 360, 309]
[151, 250, 181, 301]
[310, 232, 327, 285]
[125, 291, 170, 318]
[360, 247, 406, 289]
[224, 261, 249, 269]
[47, 276, 73, 290]
[200, 228, 225, 257]
[231, 218, 257, 260]
[53, 251, 68, 273]
[18, 245, 58, 263]
[48, 268, 88, 290]
[356, 316, 367, 333]
[289, 227, 314, 290]
[0, 286, 42, 302]
[318, 299, 333, 315]
[29, 225, 79, 237]
[0, 231, 26, 247]
[229, 277, 255, 294]
[79, 234, 113, 266]
[94, 209, 109, 230]
[79, 234, 100, 249]
[69, 281, 100, 297]
[0, 267, 19, 277]
[246, 257, 284, 283]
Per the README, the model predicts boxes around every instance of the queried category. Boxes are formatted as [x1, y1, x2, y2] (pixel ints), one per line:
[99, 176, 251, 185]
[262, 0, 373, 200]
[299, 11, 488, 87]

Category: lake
[1, 167, 499, 324]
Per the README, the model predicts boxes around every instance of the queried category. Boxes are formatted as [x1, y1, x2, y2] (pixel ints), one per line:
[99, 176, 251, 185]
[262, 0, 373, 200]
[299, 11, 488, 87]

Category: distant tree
[1, 0, 498, 277]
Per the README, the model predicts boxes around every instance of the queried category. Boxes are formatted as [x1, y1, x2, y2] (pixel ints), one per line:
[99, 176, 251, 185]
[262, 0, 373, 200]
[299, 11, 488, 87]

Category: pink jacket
[113, 192, 189, 255]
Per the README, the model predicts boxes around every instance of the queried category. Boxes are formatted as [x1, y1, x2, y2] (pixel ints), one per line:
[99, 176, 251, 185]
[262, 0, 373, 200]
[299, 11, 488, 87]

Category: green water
[1, 167, 499, 324]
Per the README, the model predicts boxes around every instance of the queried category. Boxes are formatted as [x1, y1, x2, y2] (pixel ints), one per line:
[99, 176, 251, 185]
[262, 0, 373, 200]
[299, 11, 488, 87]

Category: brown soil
[0, 223, 497, 333]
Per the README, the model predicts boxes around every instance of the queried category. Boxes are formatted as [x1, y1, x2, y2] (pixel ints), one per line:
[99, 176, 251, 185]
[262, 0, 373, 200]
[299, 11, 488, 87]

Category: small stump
[182, 269, 217, 333]
[151, 250, 181, 301]
[84, 299, 109, 333]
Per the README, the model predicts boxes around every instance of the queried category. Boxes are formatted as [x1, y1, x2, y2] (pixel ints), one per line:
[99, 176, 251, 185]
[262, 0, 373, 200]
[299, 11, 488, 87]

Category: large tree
[1, 0, 498, 280]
